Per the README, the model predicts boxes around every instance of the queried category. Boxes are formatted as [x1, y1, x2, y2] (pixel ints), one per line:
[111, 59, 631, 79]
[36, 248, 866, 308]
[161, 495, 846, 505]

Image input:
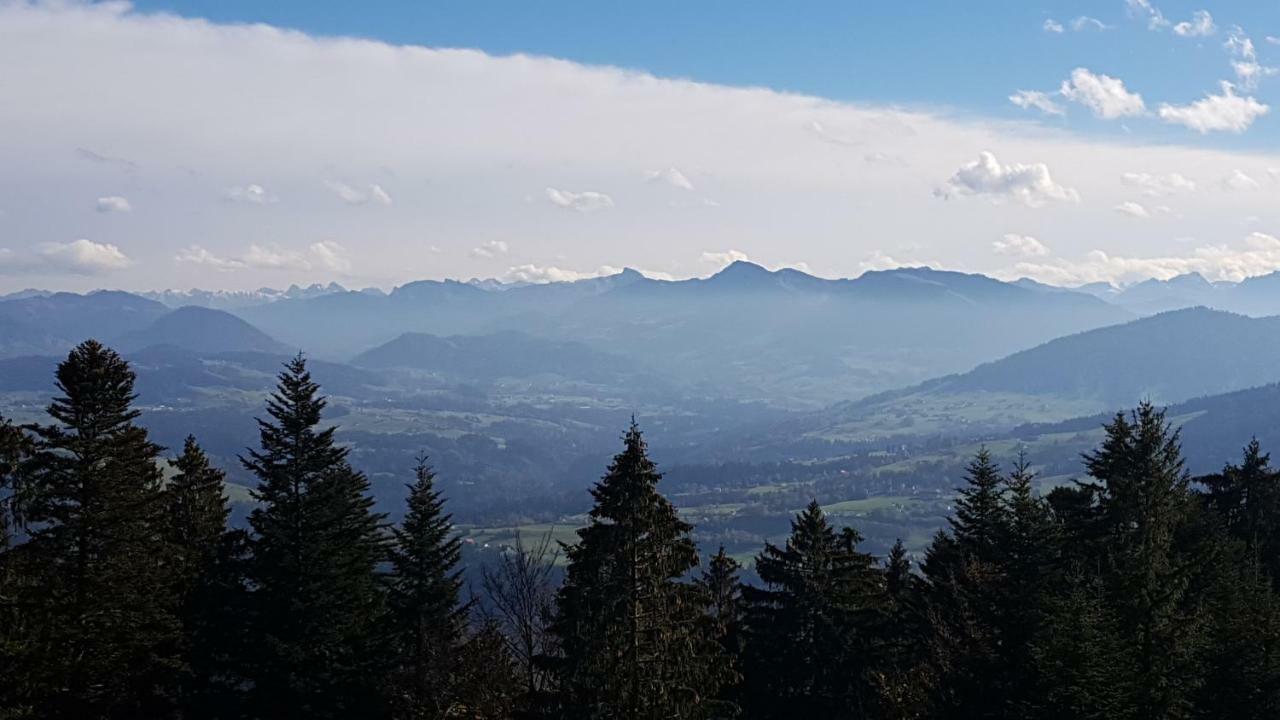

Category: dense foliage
[5, 340, 1280, 718]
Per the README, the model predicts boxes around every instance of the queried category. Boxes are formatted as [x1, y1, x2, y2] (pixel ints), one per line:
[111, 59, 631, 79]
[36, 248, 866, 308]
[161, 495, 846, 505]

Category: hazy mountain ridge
[232, 261, 1131, 405]
[140, 282, 351, 310]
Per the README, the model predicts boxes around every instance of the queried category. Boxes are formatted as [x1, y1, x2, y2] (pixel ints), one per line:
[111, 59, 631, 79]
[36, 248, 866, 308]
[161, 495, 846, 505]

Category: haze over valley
[7, 260, 1280, 561]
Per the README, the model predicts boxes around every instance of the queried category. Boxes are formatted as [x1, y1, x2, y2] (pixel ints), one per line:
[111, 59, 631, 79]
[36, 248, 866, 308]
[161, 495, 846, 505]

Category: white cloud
[1059, 68, 1146, 119]
[1233, 61, 1279, 90]
[700, 249, 751, 267]
[1113, 201, 1151, 218]
[309, 240, 351, 272]
[1070, 16, 1111, 32]
[6, 2, 1280, 290]
[501, 264, 622, 284]
[1014, 235, 1280, 284]
[244, 243, 310, 270]
[808, 120, 860, 146]
[95, 195, 131, 213]
[175, 244, 244, 271]
[545, 187, 614, 213]
[1173, 10, 1215, 37]
[369, 184, 392, 206]
[326, 180, 392, 206]
[1126, 0, 1169, 30]
[1222, 169, 1261, 191]
[1043, 19, 1064, 33]
[38, 239, 131, 274]
[177, 242, 348, 272]
[1225, 28, 1277, 90]
[470, 240, 510, 258]
[1120, 172, 1197, 196]
[937, 151, 1079, 207]
[992, 234, 1049, 257]
[224, 184, 276, 205]
[644, 167, 695, 191]
[1158, 82, 1269, 133]
[1009, 90, 1064, 117]
[1268, 36, 1280, 46]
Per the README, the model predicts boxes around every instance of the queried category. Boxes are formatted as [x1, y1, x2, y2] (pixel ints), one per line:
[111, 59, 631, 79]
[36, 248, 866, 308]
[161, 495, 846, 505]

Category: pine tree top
[46, 340, 142, 436]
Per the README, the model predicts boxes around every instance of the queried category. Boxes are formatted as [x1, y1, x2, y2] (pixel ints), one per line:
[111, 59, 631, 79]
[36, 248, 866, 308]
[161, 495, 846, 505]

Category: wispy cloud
[1009, 90, 1064, 117]
[95, 195, 131, 213]
[1158, 82, 1269, 133]
[545, 187, 614, 213]
[992, 234, 1050, 257]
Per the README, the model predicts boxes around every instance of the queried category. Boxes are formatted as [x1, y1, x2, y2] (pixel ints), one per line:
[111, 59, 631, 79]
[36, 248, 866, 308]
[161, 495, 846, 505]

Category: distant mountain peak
[707, 260, 775, 284]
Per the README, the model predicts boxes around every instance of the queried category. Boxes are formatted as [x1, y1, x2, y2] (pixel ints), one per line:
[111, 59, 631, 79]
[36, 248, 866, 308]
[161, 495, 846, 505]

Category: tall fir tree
[14, 340, 181, 717]
[949, 448, 1006, 563]
[242, 355, 389, 719]
[695, 546, 745, 711]
[165, 436, 246, 719]
[551, 421, 732, 720]
[739, 501, 885, 720]
[998, 452, 1059, 718]
[385, 458, 467, 719]
[1082, 403, 1213, 719]
[917, 449, 1026, 719]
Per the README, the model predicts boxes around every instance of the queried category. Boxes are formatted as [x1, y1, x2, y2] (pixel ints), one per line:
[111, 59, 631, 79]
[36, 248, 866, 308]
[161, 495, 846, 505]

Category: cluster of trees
[5, 340, 1280, 719]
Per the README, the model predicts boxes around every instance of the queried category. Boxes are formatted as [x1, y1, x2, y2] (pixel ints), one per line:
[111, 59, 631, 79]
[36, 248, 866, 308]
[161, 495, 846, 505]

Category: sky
[2, 1, 1280, 292]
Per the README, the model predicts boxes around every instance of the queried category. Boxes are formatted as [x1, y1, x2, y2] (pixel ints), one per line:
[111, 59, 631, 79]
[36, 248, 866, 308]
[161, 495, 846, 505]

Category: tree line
[4, 339, 1280, 718]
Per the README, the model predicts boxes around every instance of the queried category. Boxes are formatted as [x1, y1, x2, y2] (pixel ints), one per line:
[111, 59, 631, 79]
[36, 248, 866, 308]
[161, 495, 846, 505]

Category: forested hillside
[5, 341, 1280, 718]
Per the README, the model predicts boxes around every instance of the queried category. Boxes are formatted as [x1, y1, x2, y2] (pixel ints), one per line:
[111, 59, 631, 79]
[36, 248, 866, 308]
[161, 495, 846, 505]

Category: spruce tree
[0, 417, 34, 719]
[1082, 403, 1212, 719]
[1204, 439, 1280, 585]
[166, 436, 245, 718]
[551, 421, 732, 720]
[16, 340, 181, 717]
[696, 546, 743, 648]
[242, 355, 389, 719]
[385, 458, 467, 718]
[739, 501, 884, 719]
[950, 448, 1006, 563]
[917, 450, 1014, 719]
[999, 452, 1058, 717]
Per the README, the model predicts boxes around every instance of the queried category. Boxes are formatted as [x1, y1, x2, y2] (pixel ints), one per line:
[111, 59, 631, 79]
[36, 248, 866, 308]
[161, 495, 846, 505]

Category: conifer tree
[385, 458, 467, 718]
[949, 448, 1006, 562]
[1204, 439, 1280, 585]
[16, 340, 181, 716]
[0, 416, 34, 719]
[696, 546, 743, 648]
[739, 501, 884, 719]
[1029, 573, 1132, 720]
[1082, 403, 1212, 719]
[242, 355, 389, 719]
[917, 450, 1014, 719]
[999, 452, 1058, 717]
[874, 539, 929, 720]
[551, 421, 732, 720]
[166, 436, 245, 718]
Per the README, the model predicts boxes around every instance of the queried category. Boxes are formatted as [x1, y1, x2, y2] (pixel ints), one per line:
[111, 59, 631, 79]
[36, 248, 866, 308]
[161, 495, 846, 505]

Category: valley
[6, 262, 1280, 564]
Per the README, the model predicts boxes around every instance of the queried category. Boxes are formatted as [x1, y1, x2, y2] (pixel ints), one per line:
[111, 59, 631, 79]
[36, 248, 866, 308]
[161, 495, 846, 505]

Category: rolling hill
[115, 306, 292, 355]
[804, 307, 1280, 443]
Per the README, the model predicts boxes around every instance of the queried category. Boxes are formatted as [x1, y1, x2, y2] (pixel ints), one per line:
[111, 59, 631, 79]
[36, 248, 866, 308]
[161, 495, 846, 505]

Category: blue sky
[128, 0, 1280, 147]
[1, 1, 1280, 292]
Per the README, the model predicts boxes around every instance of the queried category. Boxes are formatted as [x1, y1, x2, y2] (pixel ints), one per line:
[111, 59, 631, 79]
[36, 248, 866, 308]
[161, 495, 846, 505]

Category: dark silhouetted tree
[385, 458, 467, 718]
[242, 355, 388, 719]
[551, 421, 732, 719]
